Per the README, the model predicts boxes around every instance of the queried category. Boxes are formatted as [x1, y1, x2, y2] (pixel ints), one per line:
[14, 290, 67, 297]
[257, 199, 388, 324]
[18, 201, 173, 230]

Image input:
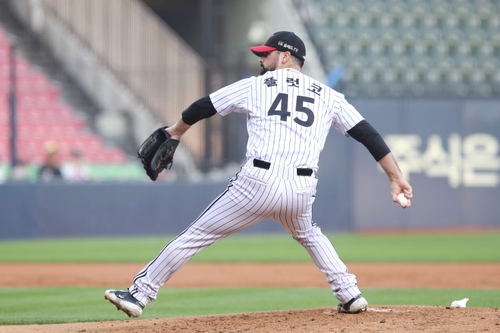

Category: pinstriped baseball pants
[130, 159, 361, 306]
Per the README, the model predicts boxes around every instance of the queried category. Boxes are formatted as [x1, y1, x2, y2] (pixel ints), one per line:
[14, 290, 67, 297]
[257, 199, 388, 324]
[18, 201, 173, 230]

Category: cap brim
[250, 45, 277, 57]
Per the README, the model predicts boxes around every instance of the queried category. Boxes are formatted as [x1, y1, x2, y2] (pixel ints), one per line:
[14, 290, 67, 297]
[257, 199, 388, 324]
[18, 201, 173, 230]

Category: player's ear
[282, 51, 291, 63]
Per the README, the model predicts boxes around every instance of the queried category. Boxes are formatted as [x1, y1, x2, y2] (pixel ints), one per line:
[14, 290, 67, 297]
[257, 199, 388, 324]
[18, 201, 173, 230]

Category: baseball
[397, 193, 408, 207]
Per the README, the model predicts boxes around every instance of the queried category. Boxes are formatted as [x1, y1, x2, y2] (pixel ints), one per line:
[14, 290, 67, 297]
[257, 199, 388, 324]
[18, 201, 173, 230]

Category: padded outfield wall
[349, 97, 500, 230]
[1, 98, 499, 239]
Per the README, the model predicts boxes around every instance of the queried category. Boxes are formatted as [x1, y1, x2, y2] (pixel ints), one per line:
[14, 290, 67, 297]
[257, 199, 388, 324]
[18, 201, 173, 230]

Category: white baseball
[397, 193, 408, 207]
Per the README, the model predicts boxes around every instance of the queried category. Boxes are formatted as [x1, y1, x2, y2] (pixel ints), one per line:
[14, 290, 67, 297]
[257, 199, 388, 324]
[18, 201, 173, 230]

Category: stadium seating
[0, 27, 127, 166]
[293, 0, 500, 97]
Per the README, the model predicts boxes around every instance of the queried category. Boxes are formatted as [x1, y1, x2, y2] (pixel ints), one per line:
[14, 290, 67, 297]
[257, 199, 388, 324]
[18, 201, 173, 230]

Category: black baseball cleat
[337, 294, 368, 313]
[104, 289, 145, 318]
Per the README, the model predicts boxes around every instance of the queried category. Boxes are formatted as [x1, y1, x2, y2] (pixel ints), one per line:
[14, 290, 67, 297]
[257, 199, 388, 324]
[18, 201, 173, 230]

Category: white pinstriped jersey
[210, 68, 364, 170]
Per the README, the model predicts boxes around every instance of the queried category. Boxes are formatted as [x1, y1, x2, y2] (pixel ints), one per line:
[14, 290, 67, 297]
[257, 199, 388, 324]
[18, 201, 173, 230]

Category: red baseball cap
[250, 31, 306, 61]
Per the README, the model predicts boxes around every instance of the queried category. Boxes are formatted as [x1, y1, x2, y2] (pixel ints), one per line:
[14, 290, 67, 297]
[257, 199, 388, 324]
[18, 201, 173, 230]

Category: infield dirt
[1, 262, 499, 332]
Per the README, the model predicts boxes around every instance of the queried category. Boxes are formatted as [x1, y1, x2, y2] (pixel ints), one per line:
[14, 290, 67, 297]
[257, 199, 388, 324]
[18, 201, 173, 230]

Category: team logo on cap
[278, 41, 299, 53]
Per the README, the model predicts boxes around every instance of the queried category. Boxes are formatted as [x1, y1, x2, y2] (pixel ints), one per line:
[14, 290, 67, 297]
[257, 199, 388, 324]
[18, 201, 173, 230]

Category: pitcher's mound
[3, 306, 498, 333]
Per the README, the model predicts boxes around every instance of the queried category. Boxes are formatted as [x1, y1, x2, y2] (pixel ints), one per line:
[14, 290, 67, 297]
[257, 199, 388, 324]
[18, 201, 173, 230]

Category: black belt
[253, 159, 313, 176]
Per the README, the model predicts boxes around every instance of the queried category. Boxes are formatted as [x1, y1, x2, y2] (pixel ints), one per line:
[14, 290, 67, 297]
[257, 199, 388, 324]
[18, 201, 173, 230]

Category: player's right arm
[377, 152, 413, 208]
[347, 120, 412, 208]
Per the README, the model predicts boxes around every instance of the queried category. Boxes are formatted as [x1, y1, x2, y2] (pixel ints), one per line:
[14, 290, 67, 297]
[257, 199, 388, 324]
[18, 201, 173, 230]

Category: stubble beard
[260, 63, 268, 75]
[260, 58, 279, 75]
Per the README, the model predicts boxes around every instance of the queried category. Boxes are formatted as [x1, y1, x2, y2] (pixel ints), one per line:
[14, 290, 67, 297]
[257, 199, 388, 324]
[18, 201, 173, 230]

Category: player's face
[259, 50, 280, 75]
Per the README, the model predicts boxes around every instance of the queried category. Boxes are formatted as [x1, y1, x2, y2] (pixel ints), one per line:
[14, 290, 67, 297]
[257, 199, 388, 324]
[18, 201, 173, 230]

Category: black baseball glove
[137, 126, 180, 181]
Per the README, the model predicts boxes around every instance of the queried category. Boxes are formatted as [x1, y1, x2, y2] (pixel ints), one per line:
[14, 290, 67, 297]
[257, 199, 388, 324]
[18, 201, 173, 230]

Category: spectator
[37, 141, 63, 182]
[62, 149, 91, 182]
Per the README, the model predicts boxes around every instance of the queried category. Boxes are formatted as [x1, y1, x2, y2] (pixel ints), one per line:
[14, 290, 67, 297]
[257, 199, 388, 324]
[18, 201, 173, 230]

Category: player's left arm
[347, 120, 413, 208]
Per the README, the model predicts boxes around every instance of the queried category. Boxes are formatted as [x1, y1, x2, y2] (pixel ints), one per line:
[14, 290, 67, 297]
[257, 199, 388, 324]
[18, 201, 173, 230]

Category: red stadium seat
[0, 27, 128, 165]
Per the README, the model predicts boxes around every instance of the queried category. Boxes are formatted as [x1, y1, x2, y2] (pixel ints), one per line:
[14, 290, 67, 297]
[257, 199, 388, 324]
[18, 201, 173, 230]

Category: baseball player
[105, 31, 413, 317]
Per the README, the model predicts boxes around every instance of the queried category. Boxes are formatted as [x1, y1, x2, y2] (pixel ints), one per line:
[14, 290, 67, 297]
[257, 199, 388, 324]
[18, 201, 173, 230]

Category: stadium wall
[1, 97, 499, 239]
[349, 97, 500, 230]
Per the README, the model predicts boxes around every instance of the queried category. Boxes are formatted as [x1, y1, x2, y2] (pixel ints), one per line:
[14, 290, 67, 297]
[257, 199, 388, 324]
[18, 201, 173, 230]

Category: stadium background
[1, 0, 499, 239]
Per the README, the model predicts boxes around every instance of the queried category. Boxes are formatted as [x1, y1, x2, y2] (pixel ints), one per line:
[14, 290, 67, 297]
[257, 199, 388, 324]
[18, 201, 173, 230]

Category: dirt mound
[2, 306, 499, 333]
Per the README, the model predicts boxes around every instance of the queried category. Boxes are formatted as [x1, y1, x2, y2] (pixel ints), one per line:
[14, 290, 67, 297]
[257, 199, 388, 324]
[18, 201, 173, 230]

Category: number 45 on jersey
[268, 93, 315, 127]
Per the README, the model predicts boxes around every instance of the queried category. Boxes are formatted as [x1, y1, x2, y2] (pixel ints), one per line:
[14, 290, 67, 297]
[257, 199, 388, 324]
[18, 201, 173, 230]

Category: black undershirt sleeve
[347, 120, 391, 161]
[181, 96, 217, 125]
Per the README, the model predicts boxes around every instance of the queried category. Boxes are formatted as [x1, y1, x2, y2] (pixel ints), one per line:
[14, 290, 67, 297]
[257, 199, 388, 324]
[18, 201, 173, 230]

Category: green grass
[0, 287, 498, 325]
[0, 232, 499, 263]
[1, 233, 498, 325]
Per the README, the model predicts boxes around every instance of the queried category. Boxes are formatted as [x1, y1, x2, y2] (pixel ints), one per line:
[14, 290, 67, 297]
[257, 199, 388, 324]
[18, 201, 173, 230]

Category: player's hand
[391, 179, 412, 208]
[137, 126, 179, 181]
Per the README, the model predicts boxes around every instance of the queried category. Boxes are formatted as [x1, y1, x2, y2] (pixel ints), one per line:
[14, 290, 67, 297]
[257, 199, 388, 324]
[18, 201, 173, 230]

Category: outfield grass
[0, 287, 498, 325]
[0, 232, 499, 263]
[1, 232, 499, 325]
